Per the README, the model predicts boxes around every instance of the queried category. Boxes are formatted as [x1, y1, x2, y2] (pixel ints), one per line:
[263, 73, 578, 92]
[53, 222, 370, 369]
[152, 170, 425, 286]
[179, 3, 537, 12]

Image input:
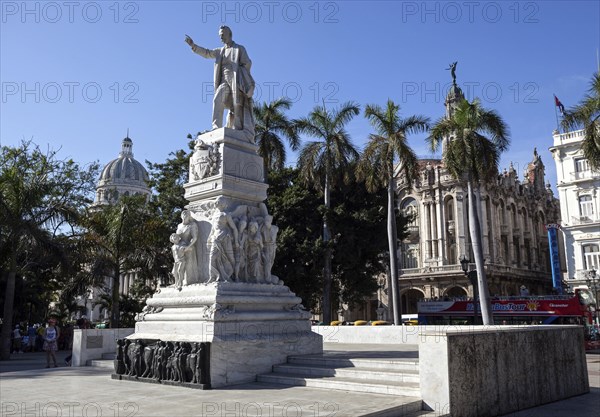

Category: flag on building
[554, 95, 565, 114]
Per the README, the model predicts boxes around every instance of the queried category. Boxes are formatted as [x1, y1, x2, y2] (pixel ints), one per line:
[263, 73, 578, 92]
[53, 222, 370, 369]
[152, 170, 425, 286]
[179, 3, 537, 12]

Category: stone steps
[258, 372, 420, 396]
[288, 355, 419, 371]
[87, 359, 114, 369]
[258, 355, 422, 397]
[86, 352, 116, 368]
[272, 363, 420, 383]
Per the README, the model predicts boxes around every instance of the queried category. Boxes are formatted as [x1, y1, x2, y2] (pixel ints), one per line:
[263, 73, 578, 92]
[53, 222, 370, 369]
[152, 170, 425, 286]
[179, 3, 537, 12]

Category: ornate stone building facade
[549, 128, 600, 300]
[343, 87, 561, 322]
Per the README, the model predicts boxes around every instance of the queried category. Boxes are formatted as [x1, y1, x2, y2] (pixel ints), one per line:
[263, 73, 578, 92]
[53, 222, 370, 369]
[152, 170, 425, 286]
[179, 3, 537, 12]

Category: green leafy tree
[357, 100, 429, 325]
[267, 168, 325, 311]
[254, 98, 300, 175]
[79, 195, 169, 328]
[561, 71, 600, 170]
[92, 292, 145, 328]
[328, 169, 391, 310]
[267, 168, 390, 316]
[428, 99, 510, 325]
[295, 102, 360, 323]
[0, 141, 97, 359]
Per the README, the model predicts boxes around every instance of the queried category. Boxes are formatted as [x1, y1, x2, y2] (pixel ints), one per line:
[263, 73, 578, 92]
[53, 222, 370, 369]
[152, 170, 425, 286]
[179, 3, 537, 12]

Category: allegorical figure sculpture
[175, 210, 199, 285]
[261, 215, 278, 283]
[234, 215, 248, 280]
[208, 213, 236, 282]
[170, 233, 186, 290]
[447, 61, 458, 86]
[185, 26, 255, 141]
[246, 221, 263, 282]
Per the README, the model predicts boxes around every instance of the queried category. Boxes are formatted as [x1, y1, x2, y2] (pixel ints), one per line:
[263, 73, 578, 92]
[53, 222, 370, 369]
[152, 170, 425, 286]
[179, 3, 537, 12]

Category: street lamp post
[586, 268, 599, 325]
[460, 255, 478, 324]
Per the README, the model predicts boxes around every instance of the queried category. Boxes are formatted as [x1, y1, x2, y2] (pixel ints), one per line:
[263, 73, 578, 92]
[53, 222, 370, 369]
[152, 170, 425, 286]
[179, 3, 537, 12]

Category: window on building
[446, 199, 454, 221]
[402, 199, 419, 227]
[583, 244, 600, 270]
[575, 158, 590, 173]
[579, 195, 594, 218]
[511, 204, 518, 227]
[401, 243, 419, 269]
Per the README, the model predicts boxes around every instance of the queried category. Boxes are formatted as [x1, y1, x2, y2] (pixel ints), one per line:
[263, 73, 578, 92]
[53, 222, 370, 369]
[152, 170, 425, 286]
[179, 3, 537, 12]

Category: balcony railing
[570, 216, 600, 225]
[554, 129, 584, 143]
[570, 170, 600, 181]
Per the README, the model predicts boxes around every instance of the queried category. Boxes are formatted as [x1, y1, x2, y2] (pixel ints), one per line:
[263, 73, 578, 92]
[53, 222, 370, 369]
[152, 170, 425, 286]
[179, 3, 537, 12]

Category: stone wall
[72, 328, 134, 366]
[419, 325, 589, 417]
[312, 325, 432, 345]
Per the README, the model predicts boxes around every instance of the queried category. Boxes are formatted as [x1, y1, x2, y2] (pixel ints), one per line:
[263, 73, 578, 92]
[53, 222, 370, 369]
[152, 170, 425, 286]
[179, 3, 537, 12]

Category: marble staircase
[257, 354, 424, 414]
[86, 352, 115, 369]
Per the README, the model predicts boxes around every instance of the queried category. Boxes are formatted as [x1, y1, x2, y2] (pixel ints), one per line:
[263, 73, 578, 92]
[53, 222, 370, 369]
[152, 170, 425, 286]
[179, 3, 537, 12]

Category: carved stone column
[508, 204, 516, 266]
[489, 198, 498, 263]
[431, 202, 438, 259]
[481, 195, 490, 262]
[423, 201, 432, 259]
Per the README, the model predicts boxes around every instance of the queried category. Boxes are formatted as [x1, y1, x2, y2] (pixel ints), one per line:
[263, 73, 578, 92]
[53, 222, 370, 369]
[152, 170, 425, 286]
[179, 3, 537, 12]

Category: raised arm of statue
[185, 35, 219, 59]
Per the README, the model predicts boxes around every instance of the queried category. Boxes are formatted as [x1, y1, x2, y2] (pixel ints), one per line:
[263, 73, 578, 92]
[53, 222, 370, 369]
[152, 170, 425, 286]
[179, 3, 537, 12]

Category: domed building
[79, 135, 152, 323]
[93, 136, 150, 206]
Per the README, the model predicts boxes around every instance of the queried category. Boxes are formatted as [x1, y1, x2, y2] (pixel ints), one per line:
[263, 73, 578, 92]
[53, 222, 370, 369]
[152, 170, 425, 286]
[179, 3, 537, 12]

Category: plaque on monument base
[115, 283, 323, 388]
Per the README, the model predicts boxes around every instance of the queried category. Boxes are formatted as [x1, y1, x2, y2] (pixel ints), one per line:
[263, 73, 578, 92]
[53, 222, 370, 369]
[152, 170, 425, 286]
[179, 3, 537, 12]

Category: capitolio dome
[93, 135, 150, 205]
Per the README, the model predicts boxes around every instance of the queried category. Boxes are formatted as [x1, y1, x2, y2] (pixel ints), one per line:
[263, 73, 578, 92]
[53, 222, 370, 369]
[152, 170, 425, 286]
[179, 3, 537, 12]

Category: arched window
[446, 198, 455, 221]
[537, 212, 546, 235]
[511, 203, 517, 226]
[401, 198, 419, 229]
[500, 200, 506, 224]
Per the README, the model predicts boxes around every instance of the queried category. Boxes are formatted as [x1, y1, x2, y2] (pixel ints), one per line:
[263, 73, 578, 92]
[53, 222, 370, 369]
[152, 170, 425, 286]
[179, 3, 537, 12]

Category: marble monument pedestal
[115, 127, 323, 388]
[184, 127, 268, 205]
[129, 281, 323, 388]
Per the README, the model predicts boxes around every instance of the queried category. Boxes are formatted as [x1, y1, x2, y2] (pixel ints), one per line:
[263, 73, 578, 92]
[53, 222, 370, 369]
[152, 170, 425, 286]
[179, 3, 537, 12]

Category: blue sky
[1, 1, 599, 193]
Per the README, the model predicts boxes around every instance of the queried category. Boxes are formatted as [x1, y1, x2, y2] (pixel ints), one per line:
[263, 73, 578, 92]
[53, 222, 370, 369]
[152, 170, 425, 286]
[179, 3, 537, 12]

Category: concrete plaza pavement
[1, 344, 598, 417]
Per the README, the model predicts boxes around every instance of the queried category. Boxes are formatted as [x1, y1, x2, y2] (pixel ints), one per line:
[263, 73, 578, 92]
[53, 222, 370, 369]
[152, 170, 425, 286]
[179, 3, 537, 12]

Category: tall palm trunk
[322, 173, 332, 324]
[0, 253, 17, 359]
[387, 172, 402, 325]
[467, 180, 493, 325]
[111, 269, 121, 328]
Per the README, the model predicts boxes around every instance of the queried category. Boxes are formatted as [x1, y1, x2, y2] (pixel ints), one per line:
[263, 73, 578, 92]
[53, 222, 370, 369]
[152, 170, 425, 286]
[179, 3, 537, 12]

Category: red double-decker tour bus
[418, 288, 599, 349]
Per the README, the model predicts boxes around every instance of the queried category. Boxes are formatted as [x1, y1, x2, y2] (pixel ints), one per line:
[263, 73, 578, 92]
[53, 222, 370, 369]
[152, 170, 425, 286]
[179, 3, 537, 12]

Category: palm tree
[0, 141, 97, 359]
[80, 195, 167, 328]
[428, 99, 510, 325]
[561, 71, 600, 170]
[253, 98, 300, 177]
[295, 101, 360, 324]
[357, 100, 429, 325]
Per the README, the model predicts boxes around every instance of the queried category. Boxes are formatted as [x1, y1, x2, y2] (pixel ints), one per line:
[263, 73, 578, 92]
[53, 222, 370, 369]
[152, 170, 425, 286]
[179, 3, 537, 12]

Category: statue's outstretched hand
[185, 35, 194, 47]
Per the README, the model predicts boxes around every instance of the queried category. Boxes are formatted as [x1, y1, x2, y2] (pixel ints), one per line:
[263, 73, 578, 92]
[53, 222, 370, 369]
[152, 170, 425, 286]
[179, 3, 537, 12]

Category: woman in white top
[43, 317, 60, 368]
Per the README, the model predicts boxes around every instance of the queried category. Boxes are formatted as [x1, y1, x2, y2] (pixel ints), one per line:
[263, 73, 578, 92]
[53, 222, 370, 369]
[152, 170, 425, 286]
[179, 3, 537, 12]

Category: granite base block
[111, 374, 211, 390]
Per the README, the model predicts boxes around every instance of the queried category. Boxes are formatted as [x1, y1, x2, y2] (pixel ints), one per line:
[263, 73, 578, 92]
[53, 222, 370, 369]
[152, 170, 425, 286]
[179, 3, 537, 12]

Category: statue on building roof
[447, 61, 458, 86]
